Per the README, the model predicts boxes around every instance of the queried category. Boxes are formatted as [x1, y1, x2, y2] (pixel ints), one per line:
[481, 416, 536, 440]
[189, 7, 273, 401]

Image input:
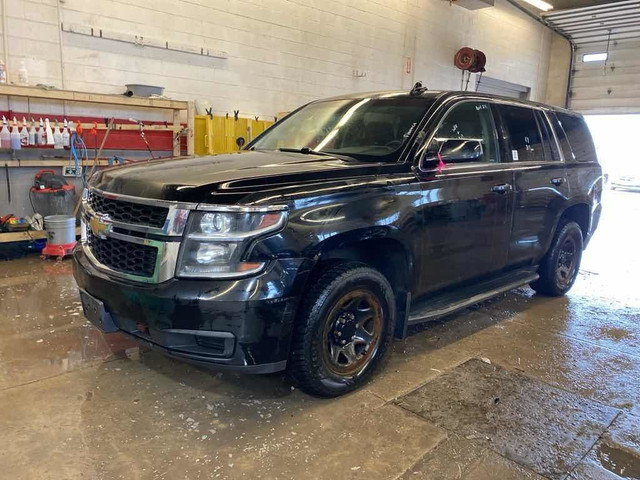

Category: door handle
[550, 177, 566, 186]
[491, 183, 512, 194]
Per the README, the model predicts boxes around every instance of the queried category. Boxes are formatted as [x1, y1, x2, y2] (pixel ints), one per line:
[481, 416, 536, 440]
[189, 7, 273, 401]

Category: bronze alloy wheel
[321, 289, 383, 377]
[556, 237, 578, 287]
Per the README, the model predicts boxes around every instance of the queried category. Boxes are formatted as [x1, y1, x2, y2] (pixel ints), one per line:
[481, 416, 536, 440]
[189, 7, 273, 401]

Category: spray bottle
[18, 60, 28, 86]
[53, 119, 63, 149]
[62, 119, 70, 147]
[44, 118, 54, 145]
[38, 118, 46, 146]
[20, 117, 29, 147]
[0, 116, 10, 148]
[10, 117, 21, 150]
[28, 118, 36, 146]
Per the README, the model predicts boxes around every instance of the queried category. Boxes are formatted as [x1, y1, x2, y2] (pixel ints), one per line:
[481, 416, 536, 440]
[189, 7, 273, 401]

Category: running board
[407, 269, 539, 325]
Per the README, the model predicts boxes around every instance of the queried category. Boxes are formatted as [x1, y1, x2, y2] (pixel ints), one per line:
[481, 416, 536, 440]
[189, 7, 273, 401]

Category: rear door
[496, 104, 569, 267]
[415, 100, 514, 295]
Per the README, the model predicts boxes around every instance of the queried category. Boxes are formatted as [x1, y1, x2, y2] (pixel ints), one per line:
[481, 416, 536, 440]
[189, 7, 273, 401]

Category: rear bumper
[73, 248, 311, 373]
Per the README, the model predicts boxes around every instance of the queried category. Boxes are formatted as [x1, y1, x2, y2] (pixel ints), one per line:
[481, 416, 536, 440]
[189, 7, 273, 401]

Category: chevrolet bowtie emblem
[89, 214, 113, 240]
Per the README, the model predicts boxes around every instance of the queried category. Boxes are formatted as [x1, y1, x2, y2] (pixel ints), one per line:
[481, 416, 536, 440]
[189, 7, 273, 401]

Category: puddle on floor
[596, 442, 640, 479]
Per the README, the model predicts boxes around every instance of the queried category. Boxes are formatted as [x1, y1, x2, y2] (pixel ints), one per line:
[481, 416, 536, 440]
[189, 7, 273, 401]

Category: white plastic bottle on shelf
[44, 118, 54, 145]
[0, 61, 7, 84]
[1, 116, 10, 148]
[62, 119, 70, 147]
[18, 60, 28, 86]
[10, 117, 21, 150]
[53, 119, 63, 149]
[28, 118, 36, 146]
[19, 117, 29, 147]
[38, 118, 46, 146]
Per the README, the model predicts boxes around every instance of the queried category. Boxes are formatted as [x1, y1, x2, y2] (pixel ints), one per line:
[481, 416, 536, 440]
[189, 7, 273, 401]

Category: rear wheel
[530, 220, 583, 296]
[289, 262, 395, 397]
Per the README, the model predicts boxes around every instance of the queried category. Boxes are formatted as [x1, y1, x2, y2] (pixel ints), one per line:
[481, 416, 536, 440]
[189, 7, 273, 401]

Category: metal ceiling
[543, 0, 640, 45]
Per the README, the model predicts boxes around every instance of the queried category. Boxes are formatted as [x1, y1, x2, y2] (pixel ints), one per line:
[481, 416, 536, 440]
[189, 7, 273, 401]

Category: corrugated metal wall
[571, 39, 640, 114]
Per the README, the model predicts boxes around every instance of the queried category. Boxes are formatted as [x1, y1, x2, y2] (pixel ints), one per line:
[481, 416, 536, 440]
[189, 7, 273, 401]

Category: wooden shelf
[0, 227, 80, 244]
[0, 85, 195, 156]
[3, 159, 114, 167]
[0, 84, 188, 109]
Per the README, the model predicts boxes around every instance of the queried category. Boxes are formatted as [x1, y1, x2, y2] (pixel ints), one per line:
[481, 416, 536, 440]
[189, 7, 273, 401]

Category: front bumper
[73, 248, 311, 373]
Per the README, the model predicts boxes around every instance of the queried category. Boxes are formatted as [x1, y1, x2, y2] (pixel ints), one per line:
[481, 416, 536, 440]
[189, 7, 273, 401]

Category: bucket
[44, 215, 75, 245]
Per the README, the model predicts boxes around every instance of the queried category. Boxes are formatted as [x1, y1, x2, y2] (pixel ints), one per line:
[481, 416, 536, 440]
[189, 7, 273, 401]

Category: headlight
[176, 209, 287, 278]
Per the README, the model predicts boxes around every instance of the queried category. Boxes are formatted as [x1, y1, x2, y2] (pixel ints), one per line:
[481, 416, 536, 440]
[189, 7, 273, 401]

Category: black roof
[315, 89, 578, 116]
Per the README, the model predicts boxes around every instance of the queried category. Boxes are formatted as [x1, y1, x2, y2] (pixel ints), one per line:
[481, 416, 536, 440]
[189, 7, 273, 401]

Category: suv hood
[91, 150, 387, 204]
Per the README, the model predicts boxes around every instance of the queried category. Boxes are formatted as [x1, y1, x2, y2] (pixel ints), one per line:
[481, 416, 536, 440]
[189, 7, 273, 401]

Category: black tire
[530, 220, 583, 296]
[289, 262, 395, 397]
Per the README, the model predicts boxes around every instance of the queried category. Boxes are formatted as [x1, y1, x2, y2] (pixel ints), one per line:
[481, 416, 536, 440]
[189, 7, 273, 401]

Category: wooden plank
[187, 101, 195, 156]
[0, 227, 80, 244]
[3, 159, 114, 167]
[0, 85, 189, 110]
[172, 109, 181, 157]
[76, 122, 181, 132]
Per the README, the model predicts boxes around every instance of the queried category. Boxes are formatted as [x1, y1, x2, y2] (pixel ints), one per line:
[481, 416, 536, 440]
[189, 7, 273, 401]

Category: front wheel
[289, 262, 395, 397]
[530, 220, 583, 296]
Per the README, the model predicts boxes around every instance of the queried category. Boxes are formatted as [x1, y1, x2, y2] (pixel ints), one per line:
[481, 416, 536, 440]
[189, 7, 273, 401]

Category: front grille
[87, 191, 169, 229]
[87, 231, 158, 277]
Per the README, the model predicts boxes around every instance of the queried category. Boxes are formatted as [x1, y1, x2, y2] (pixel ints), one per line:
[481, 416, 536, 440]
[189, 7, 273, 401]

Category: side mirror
[425, 138, 483, 164]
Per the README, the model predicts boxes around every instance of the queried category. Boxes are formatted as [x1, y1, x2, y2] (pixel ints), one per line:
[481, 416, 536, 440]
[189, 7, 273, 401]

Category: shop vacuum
[29, 169, 76, 218]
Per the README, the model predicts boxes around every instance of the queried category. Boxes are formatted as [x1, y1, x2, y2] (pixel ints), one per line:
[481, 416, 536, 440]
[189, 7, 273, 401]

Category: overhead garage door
[475, 77, 531, 100]
[544, 0, 640, 114]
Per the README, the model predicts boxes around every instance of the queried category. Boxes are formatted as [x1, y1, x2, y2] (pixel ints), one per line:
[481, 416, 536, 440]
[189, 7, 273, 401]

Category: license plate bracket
[79, 289, 119, 333]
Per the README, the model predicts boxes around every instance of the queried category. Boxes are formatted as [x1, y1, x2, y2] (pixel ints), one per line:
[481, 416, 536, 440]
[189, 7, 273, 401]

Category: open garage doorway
[579, 115, 640, 302]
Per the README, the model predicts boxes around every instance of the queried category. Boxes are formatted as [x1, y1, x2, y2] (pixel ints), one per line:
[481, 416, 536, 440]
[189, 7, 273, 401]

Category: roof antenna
[410, 81, 427, 96]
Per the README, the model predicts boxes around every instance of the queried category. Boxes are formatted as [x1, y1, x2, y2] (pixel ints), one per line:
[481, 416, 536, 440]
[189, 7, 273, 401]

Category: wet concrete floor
[0, 190, 638, 479]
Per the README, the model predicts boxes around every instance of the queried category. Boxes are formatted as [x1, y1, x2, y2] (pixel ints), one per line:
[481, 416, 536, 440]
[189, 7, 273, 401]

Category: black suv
[74, 88, 602, 397]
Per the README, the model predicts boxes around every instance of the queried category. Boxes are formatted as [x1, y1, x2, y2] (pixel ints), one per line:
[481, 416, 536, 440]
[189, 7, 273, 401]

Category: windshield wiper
[278, 147, 356, 162]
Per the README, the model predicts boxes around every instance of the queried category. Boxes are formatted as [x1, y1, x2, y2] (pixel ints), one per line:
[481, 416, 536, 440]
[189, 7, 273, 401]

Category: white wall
[0, 0, 558, 119]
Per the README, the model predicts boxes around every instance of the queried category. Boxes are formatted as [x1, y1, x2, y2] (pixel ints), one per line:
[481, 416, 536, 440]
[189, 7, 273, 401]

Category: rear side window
[535, 111, 561, 161]
[498, 105, 544, 162]
[555, 112, 598, 163]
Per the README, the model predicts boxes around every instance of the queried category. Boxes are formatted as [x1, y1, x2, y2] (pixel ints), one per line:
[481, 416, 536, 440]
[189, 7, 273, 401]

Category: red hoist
[454, 47, 487, 91]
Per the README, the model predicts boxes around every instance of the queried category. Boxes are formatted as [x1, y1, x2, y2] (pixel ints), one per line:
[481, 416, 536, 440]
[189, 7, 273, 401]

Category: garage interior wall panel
[2, 0, 559, 118]
[571, 39, 640, 114]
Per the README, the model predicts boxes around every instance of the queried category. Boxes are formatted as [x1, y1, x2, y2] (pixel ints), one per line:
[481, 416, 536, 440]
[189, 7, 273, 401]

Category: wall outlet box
[452, 0, 494, 10]
[63, 166, 83, 177]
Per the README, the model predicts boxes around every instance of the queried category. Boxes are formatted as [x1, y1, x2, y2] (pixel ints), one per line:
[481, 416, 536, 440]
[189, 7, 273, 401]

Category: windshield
[250, 96, 433, 161]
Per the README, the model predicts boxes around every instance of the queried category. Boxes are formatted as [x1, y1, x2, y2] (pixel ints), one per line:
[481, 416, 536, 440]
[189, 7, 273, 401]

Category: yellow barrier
[194, 115, 274, 155]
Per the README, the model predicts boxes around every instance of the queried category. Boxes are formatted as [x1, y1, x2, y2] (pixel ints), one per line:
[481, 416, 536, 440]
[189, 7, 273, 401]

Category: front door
[414, 100, 514, 296]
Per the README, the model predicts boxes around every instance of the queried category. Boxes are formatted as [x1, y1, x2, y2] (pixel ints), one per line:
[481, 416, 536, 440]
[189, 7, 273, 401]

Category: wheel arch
[308, 230, 415, 339]
[558, 202, 590, 244]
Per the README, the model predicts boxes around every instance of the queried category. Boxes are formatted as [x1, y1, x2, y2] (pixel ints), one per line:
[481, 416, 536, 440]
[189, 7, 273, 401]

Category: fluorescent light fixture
[583, 52, 608, 62]
[521, 0, 553, 11]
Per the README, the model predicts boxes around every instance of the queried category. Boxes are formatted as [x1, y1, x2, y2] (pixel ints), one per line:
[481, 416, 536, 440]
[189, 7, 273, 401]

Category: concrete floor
[0, 190, 638, 480]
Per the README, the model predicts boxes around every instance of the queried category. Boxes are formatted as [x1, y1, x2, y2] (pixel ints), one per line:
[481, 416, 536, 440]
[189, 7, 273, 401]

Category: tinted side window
[555, 112, 598, 163]
[499, 105, 544, 162]
[535, 111, 561, 161]
[550, 113, 574, 160]
[425, 101, 499, 164]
